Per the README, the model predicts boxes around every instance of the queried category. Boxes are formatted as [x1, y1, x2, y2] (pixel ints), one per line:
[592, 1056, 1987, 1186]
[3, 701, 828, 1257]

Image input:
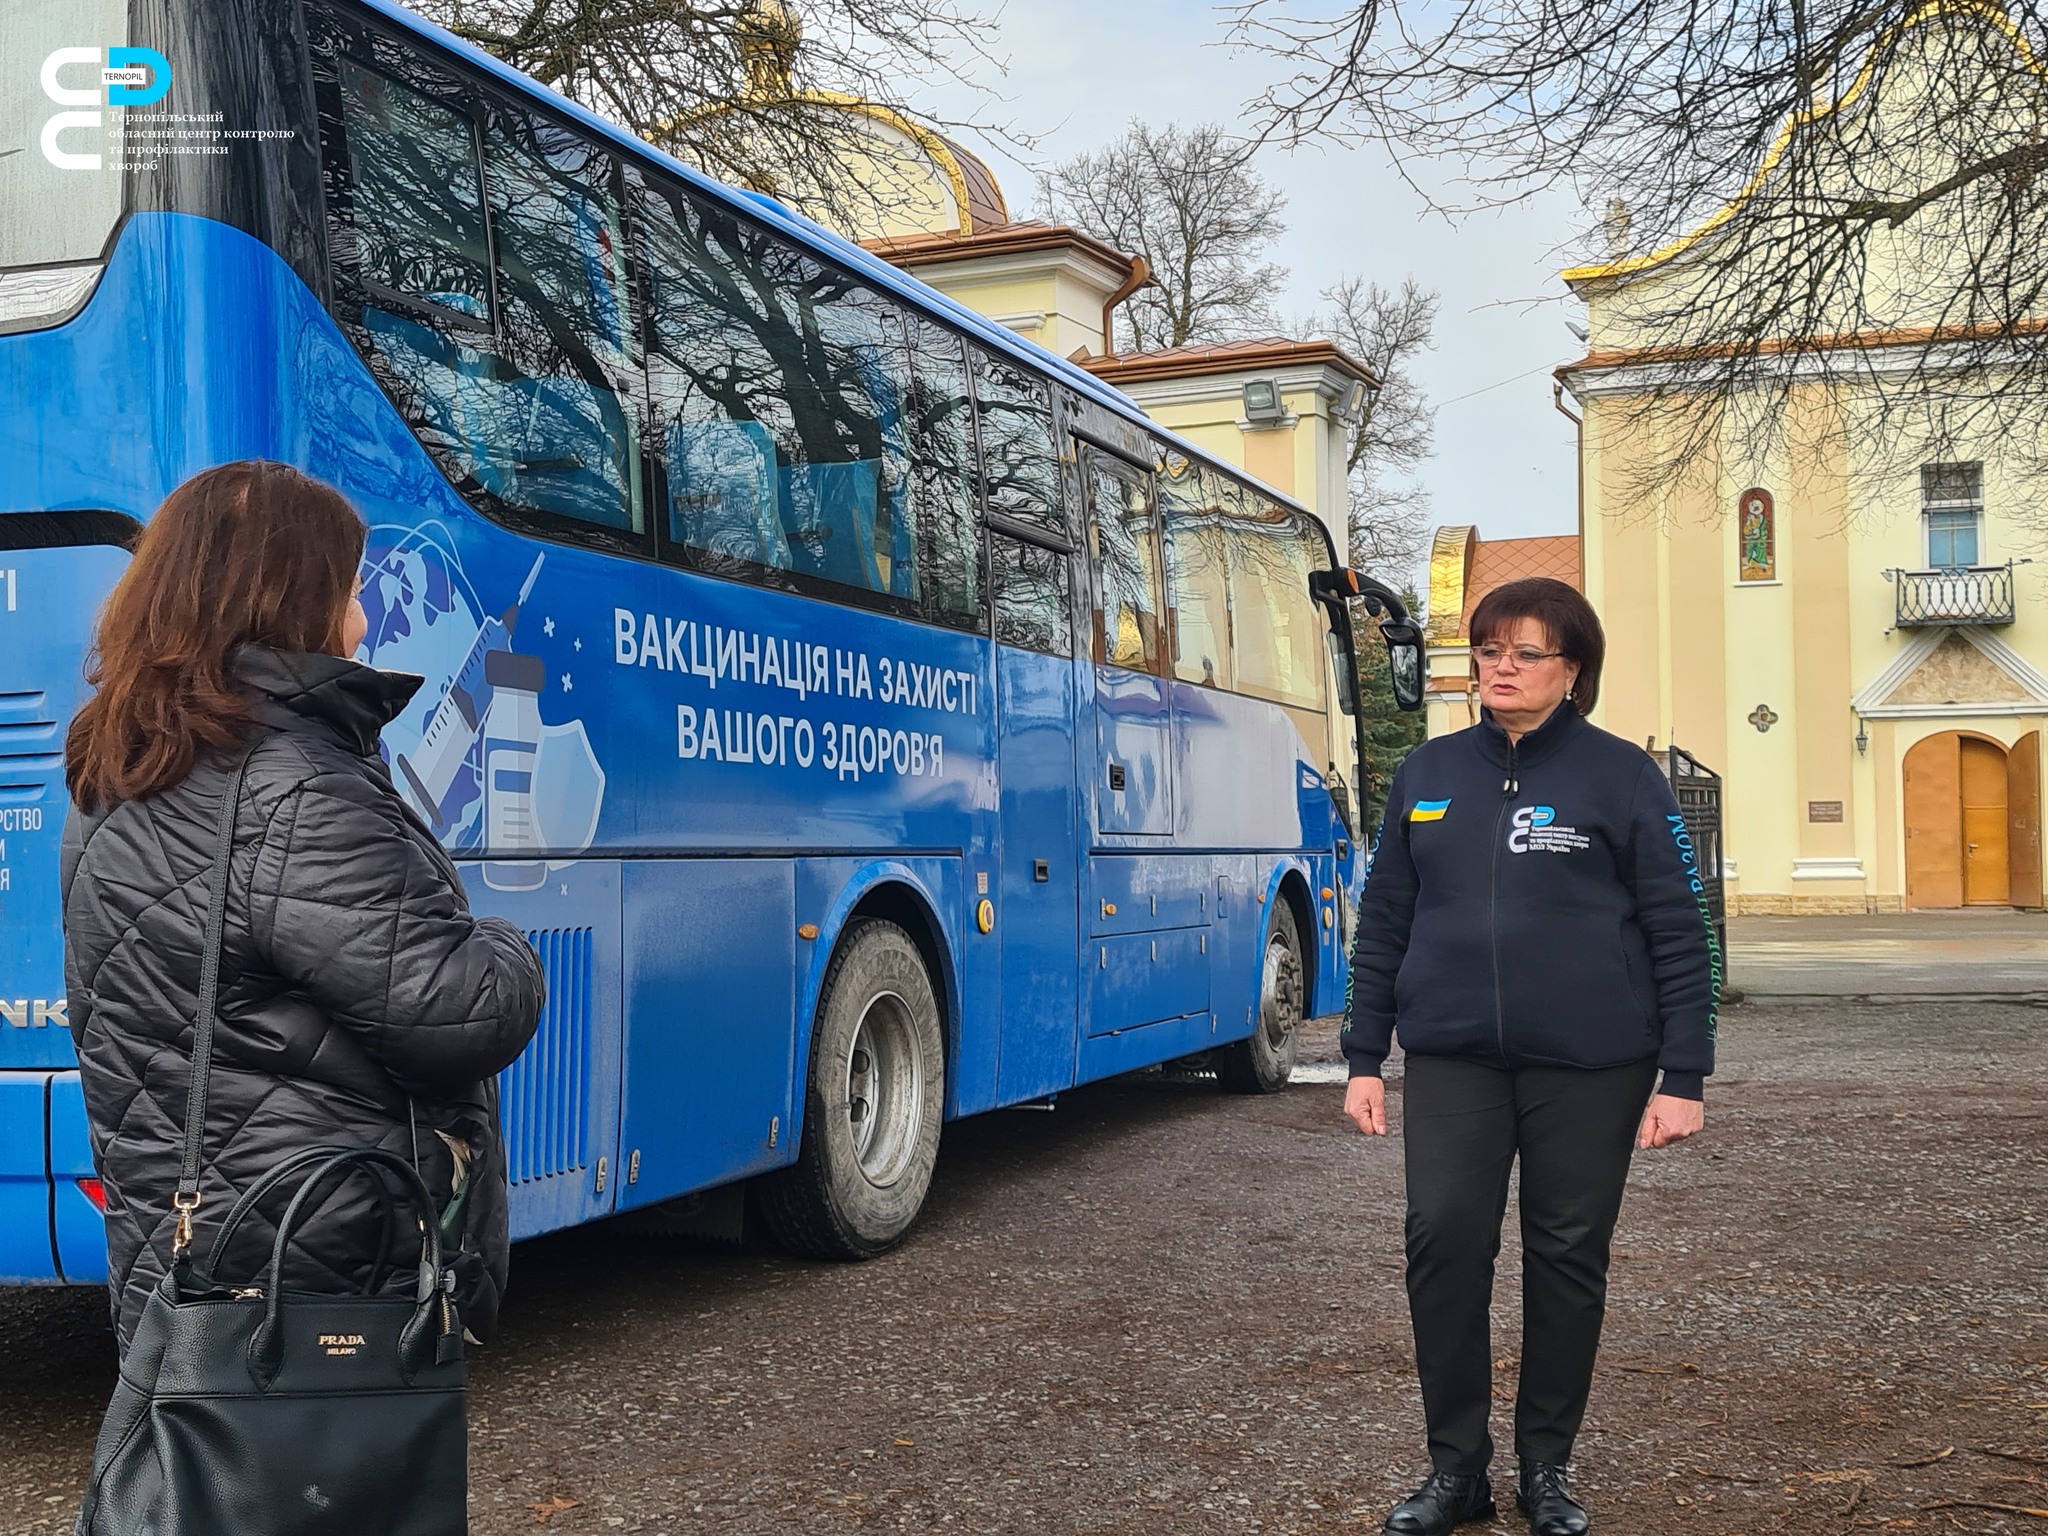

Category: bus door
[989, 525, 1083, 1104]
[1082, 450, 1173, 837]
[1079, 448, 1210, 1054]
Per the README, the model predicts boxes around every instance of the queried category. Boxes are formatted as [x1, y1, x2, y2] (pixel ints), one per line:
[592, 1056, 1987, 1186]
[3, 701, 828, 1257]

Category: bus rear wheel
[1217, 900, 1304, 1094]
[758, 918, 945, 1259]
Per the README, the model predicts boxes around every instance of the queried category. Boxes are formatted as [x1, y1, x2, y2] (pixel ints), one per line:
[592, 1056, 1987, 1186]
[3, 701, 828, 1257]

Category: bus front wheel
[759, 918, 945, 1259]
[1217, 900, 1304, 1094]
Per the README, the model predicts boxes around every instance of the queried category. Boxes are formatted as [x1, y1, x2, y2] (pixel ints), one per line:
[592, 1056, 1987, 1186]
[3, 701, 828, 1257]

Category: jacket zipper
[1490, 743, 1519, 1068]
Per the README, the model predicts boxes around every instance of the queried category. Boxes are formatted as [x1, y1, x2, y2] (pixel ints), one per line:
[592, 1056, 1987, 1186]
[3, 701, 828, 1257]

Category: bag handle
[247, 1147, 455, 1388]
[201, 1144, 404, 1292]
[171, 750, 252, 1262]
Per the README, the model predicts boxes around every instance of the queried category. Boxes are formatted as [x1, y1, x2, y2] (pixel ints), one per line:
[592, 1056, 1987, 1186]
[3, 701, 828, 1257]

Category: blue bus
[0, 0, 1422, 1284]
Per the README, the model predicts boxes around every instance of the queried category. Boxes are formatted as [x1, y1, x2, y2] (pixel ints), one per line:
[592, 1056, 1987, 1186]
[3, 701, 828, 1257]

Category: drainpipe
[1553, 379, 1584, 583]
[1100, 255, 1152, 359]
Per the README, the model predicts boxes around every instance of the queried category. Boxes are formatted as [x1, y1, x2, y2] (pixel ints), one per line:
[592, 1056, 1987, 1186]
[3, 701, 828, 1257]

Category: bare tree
[1309, 275, 1439, 577]
[1039, 122, 1289, 352]
[413, 0, 1011, 231]
[1231, 0, 2048, 497]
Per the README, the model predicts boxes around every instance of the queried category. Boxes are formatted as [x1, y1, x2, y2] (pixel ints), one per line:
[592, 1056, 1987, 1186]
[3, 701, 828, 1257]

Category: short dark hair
[1467, 577, 1605, 716]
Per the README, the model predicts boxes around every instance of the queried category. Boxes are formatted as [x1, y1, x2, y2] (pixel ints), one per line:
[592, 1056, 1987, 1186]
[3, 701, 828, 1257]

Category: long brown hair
[66, 461, 366, 812]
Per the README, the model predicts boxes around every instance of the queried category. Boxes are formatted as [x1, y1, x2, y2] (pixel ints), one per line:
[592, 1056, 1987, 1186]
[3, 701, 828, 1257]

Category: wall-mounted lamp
[1242, 378, 1286, 424]
[1855, 717, 1869, 756]
[1340, 377, 1371, 423]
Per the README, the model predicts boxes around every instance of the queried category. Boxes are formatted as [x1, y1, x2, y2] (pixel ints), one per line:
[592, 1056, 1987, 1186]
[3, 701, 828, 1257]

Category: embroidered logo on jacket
[1508, 805, 1591, 854]
[1410, 798, 1451, 822]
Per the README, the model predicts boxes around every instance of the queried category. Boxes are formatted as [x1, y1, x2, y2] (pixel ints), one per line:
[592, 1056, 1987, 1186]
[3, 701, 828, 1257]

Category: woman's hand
[1344, 1074, 1388, 1136]
[1637, 1094, 1704, 1149]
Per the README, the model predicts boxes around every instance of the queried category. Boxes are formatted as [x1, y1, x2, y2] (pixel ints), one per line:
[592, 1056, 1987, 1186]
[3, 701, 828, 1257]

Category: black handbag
[76, 754, 468, 1536]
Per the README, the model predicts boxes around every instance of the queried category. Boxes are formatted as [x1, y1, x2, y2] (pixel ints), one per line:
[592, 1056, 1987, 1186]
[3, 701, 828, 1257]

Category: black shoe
[1383, 1469, 1498, 1534]
[1516, 1462, 1589, 1536]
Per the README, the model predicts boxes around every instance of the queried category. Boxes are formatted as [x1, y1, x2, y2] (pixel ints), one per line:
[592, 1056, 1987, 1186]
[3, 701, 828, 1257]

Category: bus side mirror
[1381, 621, 1424, 712]
[1312, 568, 1426, 714]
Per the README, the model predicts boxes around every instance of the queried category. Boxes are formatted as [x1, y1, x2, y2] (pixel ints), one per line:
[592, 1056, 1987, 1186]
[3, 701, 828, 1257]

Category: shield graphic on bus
[534, 718, 605, 863]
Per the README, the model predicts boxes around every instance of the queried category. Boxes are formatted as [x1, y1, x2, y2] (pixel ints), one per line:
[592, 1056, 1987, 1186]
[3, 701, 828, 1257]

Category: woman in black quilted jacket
[60, 460, 544, 1352]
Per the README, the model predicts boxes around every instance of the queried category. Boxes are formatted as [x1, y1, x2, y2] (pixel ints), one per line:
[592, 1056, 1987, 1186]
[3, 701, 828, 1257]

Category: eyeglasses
[1474, 644, 1564, 668]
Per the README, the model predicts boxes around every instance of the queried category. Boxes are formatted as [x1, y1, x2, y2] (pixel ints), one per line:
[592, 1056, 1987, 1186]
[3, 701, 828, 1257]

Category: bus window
[1159, 454, 1233, 690]
[337, 61, 492, 328]
[905, 319, 981, 623]
[487, 122, 636, 369]
[335, 65, 645, 540]
[1086, 456, 1164, 672]
[971, 349, 1065, 540]
[1226, 494, 1327, 710]
[990, 533, 1072, 655]
[644, 189, 920, 611]
[480, 110, 644, 534]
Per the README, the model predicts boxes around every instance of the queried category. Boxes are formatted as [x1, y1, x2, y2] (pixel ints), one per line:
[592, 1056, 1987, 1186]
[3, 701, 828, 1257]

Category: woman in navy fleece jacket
[1342, 577, 1718, 1536]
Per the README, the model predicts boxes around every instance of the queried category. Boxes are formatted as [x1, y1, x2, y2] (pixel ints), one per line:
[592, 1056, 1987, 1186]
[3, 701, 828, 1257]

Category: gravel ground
[3, 999, 2045, 1534]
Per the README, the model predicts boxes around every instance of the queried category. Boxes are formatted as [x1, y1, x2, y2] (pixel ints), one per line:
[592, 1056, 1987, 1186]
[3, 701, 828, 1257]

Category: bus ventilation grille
[500, 927, 593, 1187]
[0, 691, 60, 798]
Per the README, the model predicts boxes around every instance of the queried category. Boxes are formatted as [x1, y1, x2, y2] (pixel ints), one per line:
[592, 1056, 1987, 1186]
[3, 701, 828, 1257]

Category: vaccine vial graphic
[481, 649, 547, 892]
[393, 553, 544, 835]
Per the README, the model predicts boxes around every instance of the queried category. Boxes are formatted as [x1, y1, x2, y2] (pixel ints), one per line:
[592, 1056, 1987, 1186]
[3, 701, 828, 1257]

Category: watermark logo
[39, 46, 173, 170]
[1508, 804, 1589, 855]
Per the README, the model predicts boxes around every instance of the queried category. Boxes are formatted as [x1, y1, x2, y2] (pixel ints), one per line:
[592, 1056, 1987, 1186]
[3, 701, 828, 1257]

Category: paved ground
[1729, 911, 2048, 998]
[4, 998, 2046, 1534]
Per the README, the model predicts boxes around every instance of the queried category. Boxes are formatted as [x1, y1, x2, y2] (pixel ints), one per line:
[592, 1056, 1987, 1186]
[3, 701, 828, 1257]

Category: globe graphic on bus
[354, 525, 488, 848]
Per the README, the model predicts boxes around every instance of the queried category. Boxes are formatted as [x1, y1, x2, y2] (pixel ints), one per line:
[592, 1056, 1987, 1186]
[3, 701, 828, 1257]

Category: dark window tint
[972, 349, 1064, 538]
[1159, 454, 1233, 689]
[488, 118, 636, 368]
[645, 188, 923, 609]
[991, 533, 1072, 654]
[338, 61, 490, 324]
[1087, 455, 1163, 671]
[478, 110, 643, 532]
[339, 67, 644, 538]
[906, 319, 982, 619]
[1226, 497, 1327, 709]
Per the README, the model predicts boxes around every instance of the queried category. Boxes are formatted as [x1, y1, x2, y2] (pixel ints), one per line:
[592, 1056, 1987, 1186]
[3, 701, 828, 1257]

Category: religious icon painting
[1738, 487, 1776, 581]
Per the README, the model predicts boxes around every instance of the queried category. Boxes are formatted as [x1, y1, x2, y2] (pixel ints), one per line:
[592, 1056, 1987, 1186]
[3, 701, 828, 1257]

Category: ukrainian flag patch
[1411, 798, 1451, 822]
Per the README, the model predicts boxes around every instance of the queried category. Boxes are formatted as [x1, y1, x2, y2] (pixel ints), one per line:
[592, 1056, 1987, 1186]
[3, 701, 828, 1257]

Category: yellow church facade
[1559, 2, 2048, 912]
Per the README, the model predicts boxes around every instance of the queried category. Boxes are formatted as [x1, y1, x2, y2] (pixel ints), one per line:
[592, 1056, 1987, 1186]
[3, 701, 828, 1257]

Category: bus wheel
[759, 919, 945, 1259]
[1217, 900, 1304, 1094]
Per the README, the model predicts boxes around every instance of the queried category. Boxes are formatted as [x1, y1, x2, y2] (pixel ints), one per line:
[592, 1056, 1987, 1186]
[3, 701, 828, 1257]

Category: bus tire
[758, 918, 945, 1259]
[1217, 900, 1304, 1094]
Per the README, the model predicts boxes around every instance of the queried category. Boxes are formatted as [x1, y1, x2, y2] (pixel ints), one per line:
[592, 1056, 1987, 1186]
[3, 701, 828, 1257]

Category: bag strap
[171, 749, 252, 1259]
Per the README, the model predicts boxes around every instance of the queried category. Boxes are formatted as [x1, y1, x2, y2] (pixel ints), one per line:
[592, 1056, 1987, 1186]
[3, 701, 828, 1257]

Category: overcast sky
[915, 0, 1590, 570]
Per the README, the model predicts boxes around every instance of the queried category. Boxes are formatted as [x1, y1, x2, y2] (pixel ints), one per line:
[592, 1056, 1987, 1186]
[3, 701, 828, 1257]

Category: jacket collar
[235, 646, 423, 757]
[1476, 701, 1585, 769]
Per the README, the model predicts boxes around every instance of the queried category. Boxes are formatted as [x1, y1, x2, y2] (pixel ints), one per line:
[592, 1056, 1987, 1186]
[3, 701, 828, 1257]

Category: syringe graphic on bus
[393, 552, 545, 836]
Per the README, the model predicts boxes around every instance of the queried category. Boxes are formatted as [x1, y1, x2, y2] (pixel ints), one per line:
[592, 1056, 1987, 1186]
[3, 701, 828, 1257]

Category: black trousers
[1402, 1054, 1658, 1474]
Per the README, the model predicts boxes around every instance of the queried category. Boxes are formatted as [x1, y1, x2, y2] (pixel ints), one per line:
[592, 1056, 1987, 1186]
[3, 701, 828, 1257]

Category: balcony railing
[1889, 562, 2016, 627]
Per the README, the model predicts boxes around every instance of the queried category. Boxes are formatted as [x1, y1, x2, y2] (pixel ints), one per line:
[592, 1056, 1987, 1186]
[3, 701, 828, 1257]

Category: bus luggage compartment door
[615, 860, 797, 1208]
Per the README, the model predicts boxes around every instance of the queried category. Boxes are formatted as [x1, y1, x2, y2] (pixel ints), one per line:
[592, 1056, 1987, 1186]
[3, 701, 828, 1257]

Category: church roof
[1084, 337, 1377, 387]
